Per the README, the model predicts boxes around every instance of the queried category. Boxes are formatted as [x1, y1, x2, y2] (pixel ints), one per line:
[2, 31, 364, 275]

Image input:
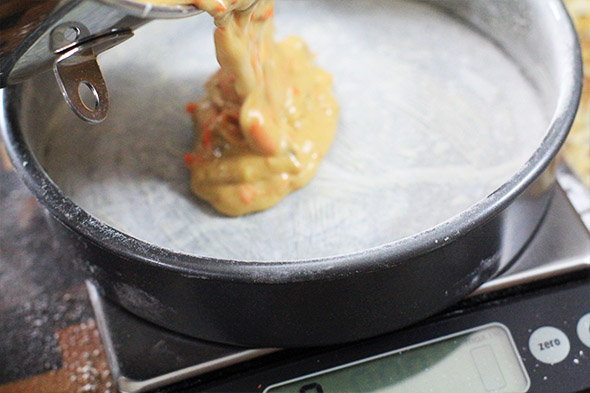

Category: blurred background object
[564, 0, 590, 188]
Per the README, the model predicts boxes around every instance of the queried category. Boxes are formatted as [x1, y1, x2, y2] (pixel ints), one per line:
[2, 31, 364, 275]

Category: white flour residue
[37, 0, 549, 261]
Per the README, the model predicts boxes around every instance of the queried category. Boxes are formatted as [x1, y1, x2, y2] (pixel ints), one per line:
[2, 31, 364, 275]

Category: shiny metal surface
[0, 0, 200, 121]
[0, 0, 199, 86]
[53, 30, 133, 122]
[87, 282, 278, 393]
[472, 184, 590, 296]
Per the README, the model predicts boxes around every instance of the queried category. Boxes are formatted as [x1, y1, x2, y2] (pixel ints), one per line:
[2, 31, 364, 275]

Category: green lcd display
[264, 323, 530, 393]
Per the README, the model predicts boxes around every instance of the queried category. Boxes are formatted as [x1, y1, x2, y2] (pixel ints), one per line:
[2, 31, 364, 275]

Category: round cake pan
[0, 0, 582, 346]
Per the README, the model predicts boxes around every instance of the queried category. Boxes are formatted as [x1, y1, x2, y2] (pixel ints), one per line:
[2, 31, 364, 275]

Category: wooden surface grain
[0, 139, 115, 393]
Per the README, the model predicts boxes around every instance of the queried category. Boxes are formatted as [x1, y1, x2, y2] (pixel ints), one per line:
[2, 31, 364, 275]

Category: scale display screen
[265, 324, 530, 393]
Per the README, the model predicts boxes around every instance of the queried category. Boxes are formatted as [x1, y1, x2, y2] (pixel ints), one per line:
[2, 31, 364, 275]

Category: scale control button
[528, 326, 570, 364]
[577, 313, 590, 348]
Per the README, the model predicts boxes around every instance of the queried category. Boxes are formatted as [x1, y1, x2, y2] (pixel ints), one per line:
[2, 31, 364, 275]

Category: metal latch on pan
[0, 0, 201, 123]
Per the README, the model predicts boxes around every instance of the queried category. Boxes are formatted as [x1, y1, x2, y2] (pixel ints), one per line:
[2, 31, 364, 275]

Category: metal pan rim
[98, 0, 202, 19]
[0, 0, 583, 283]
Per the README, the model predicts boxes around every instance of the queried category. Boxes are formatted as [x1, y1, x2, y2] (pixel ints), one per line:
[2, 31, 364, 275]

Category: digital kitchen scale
[89, 180, 590, 393]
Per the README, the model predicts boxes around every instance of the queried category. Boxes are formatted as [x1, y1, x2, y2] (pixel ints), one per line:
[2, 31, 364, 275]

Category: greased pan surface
[1, 0, 582, 346]
[24, 2, 549, 261]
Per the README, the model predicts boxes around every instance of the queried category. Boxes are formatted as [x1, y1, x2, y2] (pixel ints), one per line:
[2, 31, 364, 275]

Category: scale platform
[89, 182, 590, 393]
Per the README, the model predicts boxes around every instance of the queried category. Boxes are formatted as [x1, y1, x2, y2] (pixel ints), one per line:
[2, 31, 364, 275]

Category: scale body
[211, 280, 590, 393]
[90, 183, 590, 393]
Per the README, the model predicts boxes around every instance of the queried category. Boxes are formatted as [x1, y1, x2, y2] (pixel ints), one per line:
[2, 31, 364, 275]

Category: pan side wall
[44, 179, 554, 346]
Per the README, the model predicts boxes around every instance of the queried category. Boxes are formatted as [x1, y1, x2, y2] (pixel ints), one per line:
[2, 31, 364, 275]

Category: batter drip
[179, 0, 339, 216]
